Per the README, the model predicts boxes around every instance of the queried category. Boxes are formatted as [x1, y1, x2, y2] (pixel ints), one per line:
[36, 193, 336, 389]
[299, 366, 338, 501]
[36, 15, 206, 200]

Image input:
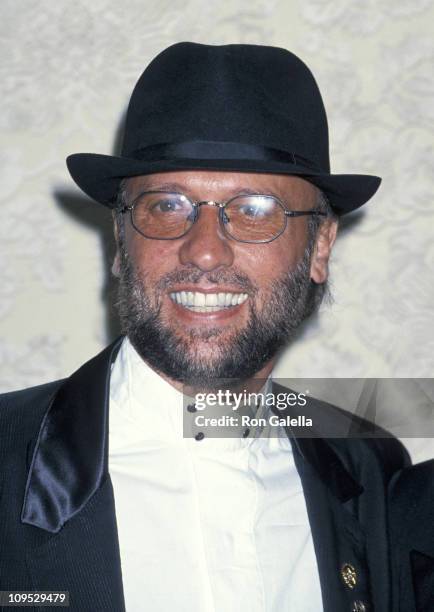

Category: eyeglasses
[120, 190, 326, 244]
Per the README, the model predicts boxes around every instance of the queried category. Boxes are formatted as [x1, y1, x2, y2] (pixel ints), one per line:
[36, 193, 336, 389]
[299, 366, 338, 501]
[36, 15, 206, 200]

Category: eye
[238, 202, 270, 218]
[240, 204, 258, 217]
[151, 198, 182, 213]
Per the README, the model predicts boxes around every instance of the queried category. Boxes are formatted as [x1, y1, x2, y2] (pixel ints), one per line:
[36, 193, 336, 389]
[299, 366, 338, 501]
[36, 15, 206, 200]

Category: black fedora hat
[66, 42, 381, 214]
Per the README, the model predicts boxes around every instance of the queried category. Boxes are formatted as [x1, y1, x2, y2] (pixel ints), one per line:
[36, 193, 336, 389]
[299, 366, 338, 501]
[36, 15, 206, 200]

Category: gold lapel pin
[341, 563, 357, 589]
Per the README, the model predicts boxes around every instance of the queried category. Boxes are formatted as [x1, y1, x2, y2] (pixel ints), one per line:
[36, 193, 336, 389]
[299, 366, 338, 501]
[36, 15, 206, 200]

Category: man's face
[114, 170, 337, 387]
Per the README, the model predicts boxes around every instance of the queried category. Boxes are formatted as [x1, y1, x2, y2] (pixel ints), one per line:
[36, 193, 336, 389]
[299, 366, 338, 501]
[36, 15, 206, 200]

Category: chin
[172, 323, 242, 350]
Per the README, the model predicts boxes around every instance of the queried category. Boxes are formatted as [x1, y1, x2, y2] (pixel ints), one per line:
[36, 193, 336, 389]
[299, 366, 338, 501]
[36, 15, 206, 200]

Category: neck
[139, 352, 276, 397]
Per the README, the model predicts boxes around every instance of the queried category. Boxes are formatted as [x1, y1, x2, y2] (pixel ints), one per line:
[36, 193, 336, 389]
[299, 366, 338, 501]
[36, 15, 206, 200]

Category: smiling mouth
[169, 290, 249, 313]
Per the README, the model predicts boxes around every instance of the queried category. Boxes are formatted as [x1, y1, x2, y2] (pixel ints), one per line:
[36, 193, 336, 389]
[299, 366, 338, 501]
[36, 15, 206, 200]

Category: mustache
[153, 266, 258, 295]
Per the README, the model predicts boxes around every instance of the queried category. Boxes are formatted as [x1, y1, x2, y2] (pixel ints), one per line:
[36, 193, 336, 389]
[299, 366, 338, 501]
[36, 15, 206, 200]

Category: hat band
[129, 141, 323, 173]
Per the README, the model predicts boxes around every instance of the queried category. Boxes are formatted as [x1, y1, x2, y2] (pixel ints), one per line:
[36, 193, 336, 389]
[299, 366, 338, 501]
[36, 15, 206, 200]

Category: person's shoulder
[388, 460, 434, 611]
[0, 380, 64, 456]
[389, 459, 434, 522]
[329, 403, 411, 477]
[388, 459, 434, 547]
[0, 379, 63, 412]
[273, 381, 411, 476]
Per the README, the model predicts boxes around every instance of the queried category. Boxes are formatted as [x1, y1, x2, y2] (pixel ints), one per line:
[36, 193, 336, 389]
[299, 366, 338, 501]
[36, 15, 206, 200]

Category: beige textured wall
[1, 1, 433, 458]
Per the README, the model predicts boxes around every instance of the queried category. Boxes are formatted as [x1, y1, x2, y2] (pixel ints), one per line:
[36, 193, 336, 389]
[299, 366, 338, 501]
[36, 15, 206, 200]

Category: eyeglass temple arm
[119, 204, 133, 214]
[284, 211, 327, 217]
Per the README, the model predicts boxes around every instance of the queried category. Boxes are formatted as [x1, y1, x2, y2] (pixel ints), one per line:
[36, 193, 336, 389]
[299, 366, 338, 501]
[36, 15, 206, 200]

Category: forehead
[124, 170, 318, 203]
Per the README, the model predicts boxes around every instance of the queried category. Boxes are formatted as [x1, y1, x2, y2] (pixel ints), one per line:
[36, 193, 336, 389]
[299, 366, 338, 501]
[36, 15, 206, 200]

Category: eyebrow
[140, 181, 192, 192]
[135, 182, 285, 201]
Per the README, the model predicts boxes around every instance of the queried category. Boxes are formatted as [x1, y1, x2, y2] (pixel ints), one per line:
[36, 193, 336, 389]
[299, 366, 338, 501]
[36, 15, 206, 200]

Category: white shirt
[108, 338, 323, 611]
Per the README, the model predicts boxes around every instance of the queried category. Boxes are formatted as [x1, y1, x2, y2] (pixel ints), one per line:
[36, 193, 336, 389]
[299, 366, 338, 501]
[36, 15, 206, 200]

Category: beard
[115, 240, 326, 389]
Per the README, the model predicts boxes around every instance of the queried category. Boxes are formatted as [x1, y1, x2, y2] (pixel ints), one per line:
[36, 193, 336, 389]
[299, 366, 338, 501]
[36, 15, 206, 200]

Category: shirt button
[351, 601, 367, 612]
[187, 404, 197, 413]
[194, 432, 205, 441]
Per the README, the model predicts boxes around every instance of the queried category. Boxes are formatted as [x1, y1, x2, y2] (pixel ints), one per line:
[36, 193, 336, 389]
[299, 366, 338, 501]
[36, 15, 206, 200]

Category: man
[0, 43, 410, 611]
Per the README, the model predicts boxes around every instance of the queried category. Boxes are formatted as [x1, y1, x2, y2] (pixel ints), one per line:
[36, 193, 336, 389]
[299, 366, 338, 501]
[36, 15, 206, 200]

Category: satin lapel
[26, 476, 125, 612]
[21, 338, 123, 532]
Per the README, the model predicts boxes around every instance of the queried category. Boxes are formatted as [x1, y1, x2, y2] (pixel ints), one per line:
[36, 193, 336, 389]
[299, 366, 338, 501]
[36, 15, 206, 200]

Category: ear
[112, 212, 121, 278]
[310, 218, 338, 284]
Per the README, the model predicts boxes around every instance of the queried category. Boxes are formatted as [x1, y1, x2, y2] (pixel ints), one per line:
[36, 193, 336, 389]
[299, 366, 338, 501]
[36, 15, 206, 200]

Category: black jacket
[0, 338, 410, 612]
[389, 459, 434, 612]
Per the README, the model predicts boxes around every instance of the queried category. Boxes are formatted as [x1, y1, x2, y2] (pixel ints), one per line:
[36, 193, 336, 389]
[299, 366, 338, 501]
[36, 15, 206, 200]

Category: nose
[178, 204, 234, 271]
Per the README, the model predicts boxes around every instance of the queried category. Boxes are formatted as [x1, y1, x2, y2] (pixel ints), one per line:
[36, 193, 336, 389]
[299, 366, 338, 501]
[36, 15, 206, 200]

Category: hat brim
[66, 153, 381, 215]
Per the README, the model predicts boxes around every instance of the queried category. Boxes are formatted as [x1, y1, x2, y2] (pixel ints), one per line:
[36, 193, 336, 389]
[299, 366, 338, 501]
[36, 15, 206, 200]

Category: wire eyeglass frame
[120, 190, 327, 244]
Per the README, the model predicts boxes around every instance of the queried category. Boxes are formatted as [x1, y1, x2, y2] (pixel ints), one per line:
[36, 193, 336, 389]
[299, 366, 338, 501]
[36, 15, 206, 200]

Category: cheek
[125, 230, 179, 277]
[234, 231, 308, 287]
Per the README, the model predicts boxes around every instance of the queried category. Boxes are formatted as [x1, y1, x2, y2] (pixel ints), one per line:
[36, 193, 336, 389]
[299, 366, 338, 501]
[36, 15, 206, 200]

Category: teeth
[195, 292, 205, 307]
[187, 306, 224, 312]
[205, 293, 217, 306]
[169, 291, 248, 311]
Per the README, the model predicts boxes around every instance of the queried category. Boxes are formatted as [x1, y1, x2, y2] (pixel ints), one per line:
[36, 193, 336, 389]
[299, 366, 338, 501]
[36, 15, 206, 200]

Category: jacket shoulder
[389, 459, 434, 527]
[0, 379, 63, 415]
[0, 380, 64, 459]
[274, 381, 411, 479]
[334, 434, 410, 483]
[388, 460, 434, 611]
[324, 400, 411, 480]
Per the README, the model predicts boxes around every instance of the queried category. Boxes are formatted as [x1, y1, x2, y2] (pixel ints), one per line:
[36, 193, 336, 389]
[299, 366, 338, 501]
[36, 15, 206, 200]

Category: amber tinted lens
[224, 196, 286, 242]
[132, 192, 194, 239]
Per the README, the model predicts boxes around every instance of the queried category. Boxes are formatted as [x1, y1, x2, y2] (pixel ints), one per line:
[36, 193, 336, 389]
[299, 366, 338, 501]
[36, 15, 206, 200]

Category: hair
[113, 178, 128, 243]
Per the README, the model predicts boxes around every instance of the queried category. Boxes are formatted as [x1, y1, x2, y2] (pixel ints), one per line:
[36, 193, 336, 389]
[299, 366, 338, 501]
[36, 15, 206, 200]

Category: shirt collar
[109, 337, 277, 450]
